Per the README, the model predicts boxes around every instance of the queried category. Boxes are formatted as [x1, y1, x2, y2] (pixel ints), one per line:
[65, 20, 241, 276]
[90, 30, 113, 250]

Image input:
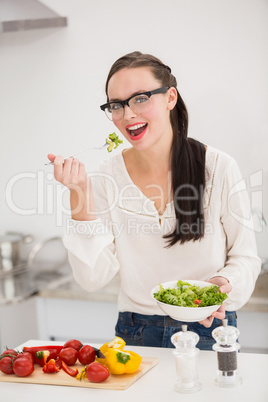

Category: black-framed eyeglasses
[100, 86, 170, 121]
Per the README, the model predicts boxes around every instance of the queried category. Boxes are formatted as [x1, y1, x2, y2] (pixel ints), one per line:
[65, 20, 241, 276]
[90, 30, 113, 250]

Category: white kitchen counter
[0, 340, 267, 402]
[38, 270, 268, 312]
[38, 271, 120, 303]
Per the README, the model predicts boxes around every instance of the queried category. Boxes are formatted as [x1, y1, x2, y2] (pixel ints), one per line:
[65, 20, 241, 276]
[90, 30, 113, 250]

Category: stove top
[0, 270, 37, 304]
[0, 264, 71, 305]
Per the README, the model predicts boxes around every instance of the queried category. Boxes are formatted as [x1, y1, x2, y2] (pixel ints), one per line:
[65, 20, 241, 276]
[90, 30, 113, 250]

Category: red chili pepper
[61, 360, 78, 377]
[23, 346, 63, 361]
[34, 350, 50, 367]
[42, 359, 61, 374]
[194, 299, 202, 305]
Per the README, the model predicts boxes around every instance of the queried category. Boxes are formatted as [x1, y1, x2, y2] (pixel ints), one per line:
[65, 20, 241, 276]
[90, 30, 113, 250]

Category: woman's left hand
[199, 277, 232, 328]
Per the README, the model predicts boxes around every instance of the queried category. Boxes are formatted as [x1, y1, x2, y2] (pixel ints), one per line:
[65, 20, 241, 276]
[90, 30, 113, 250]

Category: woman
[47, 51, 261, 350]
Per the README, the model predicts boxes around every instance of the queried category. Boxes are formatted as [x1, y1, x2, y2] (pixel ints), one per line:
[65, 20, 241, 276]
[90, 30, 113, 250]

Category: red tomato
[86, 362, 109, 383]
[0, 356, 14, 374]
[59, 348, 78, 366]
[16, 352, 34, 365]
[13, 357, 34, 377]
[63, 339, 83, 352]
[1, 349, 18, 357]
[78, 345, 95, 365]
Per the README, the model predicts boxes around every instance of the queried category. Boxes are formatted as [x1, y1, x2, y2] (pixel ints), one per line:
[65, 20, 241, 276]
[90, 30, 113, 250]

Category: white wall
[1, 0, 267, 258]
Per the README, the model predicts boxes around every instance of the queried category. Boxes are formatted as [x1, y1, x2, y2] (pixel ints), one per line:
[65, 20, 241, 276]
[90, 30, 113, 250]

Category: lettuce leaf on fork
[106, 132, 123, 152]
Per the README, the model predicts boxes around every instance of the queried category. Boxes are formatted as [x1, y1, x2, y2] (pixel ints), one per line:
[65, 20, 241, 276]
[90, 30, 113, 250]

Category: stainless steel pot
[0, 232, 33, 272]
[27, 236, 68, 272]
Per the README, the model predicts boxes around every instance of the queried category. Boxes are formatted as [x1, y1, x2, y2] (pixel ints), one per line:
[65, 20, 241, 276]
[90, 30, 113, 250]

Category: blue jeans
[115, 311, 237, 350]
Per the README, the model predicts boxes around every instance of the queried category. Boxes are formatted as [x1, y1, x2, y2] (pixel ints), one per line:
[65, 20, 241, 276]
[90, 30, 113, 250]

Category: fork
[45, 143, 108, 165]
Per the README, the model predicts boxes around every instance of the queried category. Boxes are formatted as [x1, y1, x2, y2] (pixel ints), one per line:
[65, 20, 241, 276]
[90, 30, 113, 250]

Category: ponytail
[164, 135, 206, 247]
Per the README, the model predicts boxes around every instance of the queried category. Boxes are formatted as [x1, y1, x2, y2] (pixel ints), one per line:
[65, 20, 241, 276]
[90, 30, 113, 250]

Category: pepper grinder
[171, 325, 202, 393]
[212, 319, 242, 387]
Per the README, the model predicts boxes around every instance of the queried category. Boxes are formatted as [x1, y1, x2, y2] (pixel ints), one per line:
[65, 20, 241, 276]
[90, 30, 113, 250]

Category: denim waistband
[119, 311, 237, 328]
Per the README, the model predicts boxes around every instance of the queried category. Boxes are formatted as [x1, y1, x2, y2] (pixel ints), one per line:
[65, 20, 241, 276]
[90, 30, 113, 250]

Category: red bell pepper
[61, 360, 78, 377]
[23, 346, 63, 362]
[34, 350, 50, 367]
[42, 359, 61, 374]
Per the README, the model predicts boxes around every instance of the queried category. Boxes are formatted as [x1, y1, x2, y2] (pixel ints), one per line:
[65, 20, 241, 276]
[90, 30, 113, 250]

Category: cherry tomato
[59, 347, 78, 366]
[63, 339, 83, 352]
[16, 352, 34, 365]
[78, 345, 95, 365]
[1, 349, 18, 357]
[13, 357, 34, 377]
[0, 356, 14, 374]
[86, 362, 110, 383]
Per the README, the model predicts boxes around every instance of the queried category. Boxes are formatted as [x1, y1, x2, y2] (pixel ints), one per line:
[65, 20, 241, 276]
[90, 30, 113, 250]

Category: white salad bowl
[151, 280, 223, 322]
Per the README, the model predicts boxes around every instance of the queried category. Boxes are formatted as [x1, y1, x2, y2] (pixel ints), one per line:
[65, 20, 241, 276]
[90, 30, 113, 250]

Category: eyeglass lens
[105, 94, 151, 121]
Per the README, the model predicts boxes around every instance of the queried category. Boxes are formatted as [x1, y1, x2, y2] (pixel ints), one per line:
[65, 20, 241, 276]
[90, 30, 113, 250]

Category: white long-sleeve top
[62, 145, 261, 314]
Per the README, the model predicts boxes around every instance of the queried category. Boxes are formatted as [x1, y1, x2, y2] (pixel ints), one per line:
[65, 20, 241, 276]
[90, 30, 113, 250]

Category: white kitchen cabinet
[0, 297, 39, 351]
[236, 310, 268, 353]
[2, 296, 267, 353]
[36, 297, 119, 344]
[36, 297, 268, 352]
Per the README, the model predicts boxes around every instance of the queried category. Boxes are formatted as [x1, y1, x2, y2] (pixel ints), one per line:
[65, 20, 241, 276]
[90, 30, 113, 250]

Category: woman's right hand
[47, 154, 87, 190]
[47, 154, 96, 221]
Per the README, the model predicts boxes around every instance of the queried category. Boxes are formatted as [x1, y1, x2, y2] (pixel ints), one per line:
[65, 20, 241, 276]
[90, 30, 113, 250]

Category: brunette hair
[105, 51, 206, 247]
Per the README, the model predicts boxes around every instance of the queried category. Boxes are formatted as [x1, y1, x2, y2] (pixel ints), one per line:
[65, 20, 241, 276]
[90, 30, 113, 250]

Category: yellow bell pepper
[96, 337, 126, 365]
[76, 366, 87, 381]
[104, 348, 142, 375]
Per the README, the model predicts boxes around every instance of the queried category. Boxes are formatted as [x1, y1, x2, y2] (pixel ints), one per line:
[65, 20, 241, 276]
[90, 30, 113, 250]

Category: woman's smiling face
[107, 67, 176, 151]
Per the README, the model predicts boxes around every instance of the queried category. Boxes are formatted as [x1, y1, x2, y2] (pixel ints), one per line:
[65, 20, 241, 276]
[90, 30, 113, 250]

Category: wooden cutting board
[0, 356, 158, 390]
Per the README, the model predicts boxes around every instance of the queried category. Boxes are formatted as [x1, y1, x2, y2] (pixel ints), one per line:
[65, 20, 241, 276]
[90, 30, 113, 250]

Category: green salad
[153, 280, 228, 308]
[106, 132, 123, 152]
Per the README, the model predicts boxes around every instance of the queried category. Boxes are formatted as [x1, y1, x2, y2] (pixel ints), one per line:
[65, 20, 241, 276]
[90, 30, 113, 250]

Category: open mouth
[126, 123, 148, 137]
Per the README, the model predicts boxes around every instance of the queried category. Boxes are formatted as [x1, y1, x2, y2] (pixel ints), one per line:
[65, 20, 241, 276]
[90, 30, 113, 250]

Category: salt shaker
[171, 325, 202, 393]
[212, 319, 242, 387]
